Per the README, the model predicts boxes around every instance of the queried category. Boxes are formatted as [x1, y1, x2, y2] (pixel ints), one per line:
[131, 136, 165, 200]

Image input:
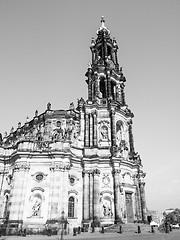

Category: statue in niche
[36, 125, 44, 142]
[71, 123, 80, 141]
[116, 124, 122, 147]
[47, 102, 51, 111]
[52, 121, 64, 141]
[102, 198, 113, 218]
[115, 121, 128, 156]
[32, 196, 42, 217]
[66, 119, 75, 141]
[100, 125, 108, 141]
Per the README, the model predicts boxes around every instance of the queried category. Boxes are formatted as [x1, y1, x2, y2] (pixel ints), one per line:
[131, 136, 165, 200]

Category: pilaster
[89, 171, 93, 220]
[112, 168, 122, 223]
[110, 108, 116, 150]
[8, 162, 30, 222]
[85, 113, 89, 147]
[89, 113, 93, 147]
[93, 168, 100, 226]
[82, 170, 89, 221]
[128, 120, 135, 154]
[139, 181, 147, 222]
[92, 111, 97, 147]
[107, 71, 111, 99]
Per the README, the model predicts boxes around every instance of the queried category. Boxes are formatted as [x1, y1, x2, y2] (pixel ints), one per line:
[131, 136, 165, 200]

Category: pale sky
[0, 0, 180, 215]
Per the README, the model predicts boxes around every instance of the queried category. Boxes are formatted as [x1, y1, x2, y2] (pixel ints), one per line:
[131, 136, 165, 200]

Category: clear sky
[0, 0, 180, 215]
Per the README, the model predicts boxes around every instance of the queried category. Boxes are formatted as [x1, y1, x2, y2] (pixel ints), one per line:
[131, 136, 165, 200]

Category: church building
[0, 17, 147, 234]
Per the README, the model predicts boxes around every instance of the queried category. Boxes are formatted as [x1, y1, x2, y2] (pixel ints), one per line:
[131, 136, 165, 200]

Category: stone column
[85, 113, 89, 147]
[48, 164, 55, 219]
[88, 80, 92, 101]
[89, 113, 93, 147]
[93, 111, 97, 147]
[93, 169, 100, 226]
[107, 71, 112, 99]
[112, 169, 122, 223]
[79, 110, 85, 141]
[104, 79, 108, 99]
[110, 109, 116, 155]
[134, 176, 142, 222]
[8, 162, 30, 228]
[89, 171, 93, 220]
[94, 72, 99, 100]
[9, 162, 29, 220]
[128, 120, 135, 154]
[116, 83, 121, 102]
[61, 165, 70, 216]
[139, 181, 147, 222]
[19, 163, 30, 220]
[120, 83, 126, 105]
[48, 162, 63, 219]
[83, 170, 89, 221]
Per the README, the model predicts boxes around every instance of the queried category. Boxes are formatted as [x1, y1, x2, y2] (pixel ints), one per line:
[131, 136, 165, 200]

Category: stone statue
[100, 125, 108, 140]
[32, 199, 41, 216]
[47, 102, 51, 111]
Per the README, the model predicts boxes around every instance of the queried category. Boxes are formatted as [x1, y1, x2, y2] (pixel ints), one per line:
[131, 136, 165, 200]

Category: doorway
[125, 192, 134, 223]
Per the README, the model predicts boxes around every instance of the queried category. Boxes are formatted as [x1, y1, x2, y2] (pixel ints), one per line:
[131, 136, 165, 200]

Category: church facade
[0, 18, 146, 234]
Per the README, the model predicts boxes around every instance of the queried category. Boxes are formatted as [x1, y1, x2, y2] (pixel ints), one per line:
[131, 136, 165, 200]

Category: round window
[70, 177, 75, 184]
[36, 174, 44, 182]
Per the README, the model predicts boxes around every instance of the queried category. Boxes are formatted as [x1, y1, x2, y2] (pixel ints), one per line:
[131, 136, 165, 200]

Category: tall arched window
[68, 197, 75, 218]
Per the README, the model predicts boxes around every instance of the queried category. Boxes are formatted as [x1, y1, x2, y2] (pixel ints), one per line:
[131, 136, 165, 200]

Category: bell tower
[82, 17, 147, 226]
[86, 16, 126, 105]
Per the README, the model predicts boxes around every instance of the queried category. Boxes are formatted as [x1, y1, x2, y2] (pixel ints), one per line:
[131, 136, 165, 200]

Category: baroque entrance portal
[125, 193, 134, 223]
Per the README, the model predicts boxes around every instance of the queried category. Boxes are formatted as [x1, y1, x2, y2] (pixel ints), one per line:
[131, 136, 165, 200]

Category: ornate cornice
[112, 169, 121, 176]
[49, 162, 71, 171]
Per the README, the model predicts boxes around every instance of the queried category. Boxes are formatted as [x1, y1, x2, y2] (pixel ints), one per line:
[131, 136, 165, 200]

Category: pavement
[1, 230, 180, 240]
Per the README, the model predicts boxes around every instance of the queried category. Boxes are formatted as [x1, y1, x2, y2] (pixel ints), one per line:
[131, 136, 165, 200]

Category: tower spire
[101, 16, 105, 27]
[86, 18, 128, 105]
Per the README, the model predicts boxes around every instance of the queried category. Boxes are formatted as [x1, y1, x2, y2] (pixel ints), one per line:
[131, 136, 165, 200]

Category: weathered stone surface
[0, 18, 146, 234]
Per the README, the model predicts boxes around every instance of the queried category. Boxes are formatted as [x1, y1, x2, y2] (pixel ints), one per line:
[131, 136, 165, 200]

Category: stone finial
[69, 102, 74, 110]
[26, 116, 29, 122]
[101, 16, 105, 26]
[35, 110, 38, 117]
[97, 16, 110, 36]
[10, 127, 14, 133]
[4, 131, 7, 137]
[77, 97, 85, 108]
[113, 37, 117, 46]
[47, 102, 51, 111]
[18, 122, 21, 128]
[91, 37, 95, 46]
[88, 63, 92, 69]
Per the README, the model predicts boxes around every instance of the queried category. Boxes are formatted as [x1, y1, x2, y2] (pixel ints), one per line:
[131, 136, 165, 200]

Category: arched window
[68, 197, 75, 218]
[100, 78, 106, 98]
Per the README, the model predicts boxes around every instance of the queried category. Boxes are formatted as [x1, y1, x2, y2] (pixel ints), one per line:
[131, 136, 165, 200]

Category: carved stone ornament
[102, 173, 110, 187]
[93, 168, 100, 176]
[98, 120, 110, 142]
[31, 172, 47, 183]
[112, 169, 120, 176]
[68, 174, 79, 186]
[13, 162, 30, 171]
[49, 162, 71, 171]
